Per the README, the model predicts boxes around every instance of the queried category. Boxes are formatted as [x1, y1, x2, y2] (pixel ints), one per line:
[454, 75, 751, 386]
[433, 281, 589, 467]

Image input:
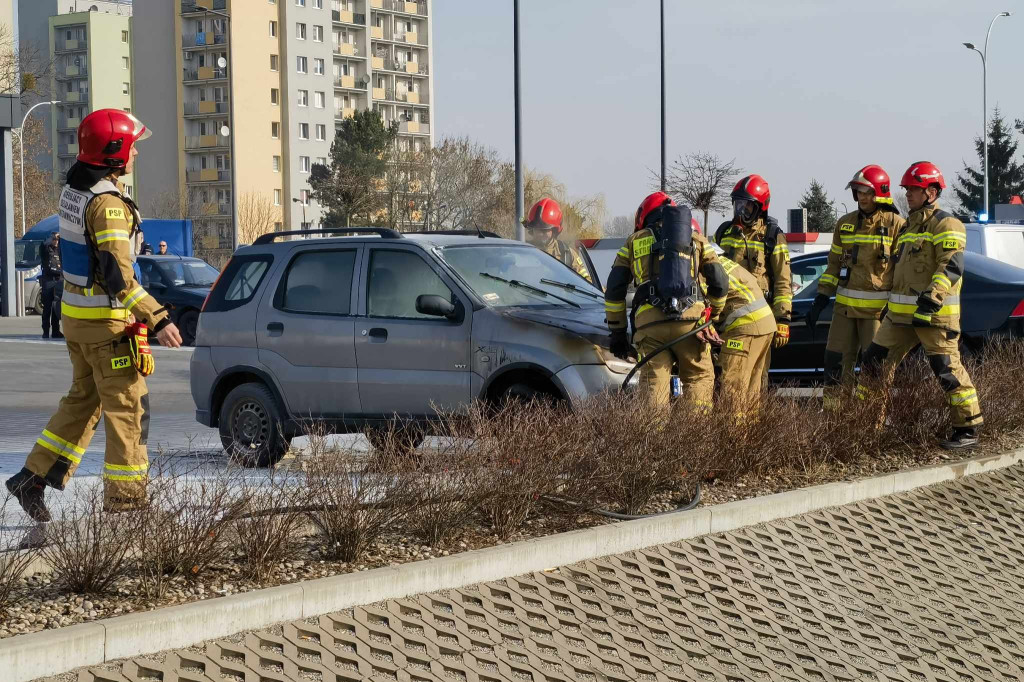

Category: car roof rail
[403, 229, 503, 238]
[252, 227, 402, 244]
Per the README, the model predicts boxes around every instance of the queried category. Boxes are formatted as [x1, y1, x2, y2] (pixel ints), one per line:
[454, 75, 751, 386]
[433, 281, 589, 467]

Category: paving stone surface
[61, 463, 1024, 681]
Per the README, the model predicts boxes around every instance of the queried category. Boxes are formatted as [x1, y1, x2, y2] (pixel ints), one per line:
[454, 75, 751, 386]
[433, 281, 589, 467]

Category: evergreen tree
[798, 179, 837, 233]
[955, 109, 1024, 217]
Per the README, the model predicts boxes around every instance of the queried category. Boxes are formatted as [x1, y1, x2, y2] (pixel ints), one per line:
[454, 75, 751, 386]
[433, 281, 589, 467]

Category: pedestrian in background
[38, 232, 63, 339]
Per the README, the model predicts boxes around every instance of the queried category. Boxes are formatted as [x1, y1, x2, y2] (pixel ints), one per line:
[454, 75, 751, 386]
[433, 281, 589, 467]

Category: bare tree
[663, 151, 741, 230]
[892, 190, 909, 218]
[603, 215, 633, 238]
[12, 115, 59, 236]
[236, 191, 280, 245]
[420, 137, 505, 234]
[561, 193, 607, 240]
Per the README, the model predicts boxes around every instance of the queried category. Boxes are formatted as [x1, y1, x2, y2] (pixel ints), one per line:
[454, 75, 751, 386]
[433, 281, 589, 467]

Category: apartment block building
[133, 0, 433, 259]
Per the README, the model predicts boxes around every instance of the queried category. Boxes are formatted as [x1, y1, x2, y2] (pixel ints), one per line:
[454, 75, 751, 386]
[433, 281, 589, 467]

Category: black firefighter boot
[5, 468, 52, 522]
[941, 427, 980, 451]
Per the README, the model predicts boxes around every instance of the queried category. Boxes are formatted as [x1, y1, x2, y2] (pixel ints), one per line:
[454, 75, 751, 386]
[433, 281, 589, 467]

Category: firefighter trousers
[25, 335, 150, 509]
[823, 313, 881, 409]
[855, 317, 983, 429]
[634, 319, 714, 409]
[717, 331, 773, 416]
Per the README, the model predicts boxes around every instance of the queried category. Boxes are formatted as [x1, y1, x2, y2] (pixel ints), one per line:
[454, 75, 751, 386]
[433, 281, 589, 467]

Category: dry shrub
[470, 400, 566, 539]
[403, 419, 489, 546]
[303, 445, 411, 562]
[231, 469, 305, 582]
[134, 458, 238, 599]
[42, 481, 137, 594]
[0, 493, 42, 616]
[972, 339, 1024, 436]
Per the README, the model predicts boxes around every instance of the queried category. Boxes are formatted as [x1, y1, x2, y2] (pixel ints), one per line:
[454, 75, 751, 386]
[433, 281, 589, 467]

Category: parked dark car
[137, 255, 220, 346]
[770, 251, 1024, 382]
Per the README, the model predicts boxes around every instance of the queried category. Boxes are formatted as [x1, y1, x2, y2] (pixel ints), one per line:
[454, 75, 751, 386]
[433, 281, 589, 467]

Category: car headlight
[595, 344, 635, 375]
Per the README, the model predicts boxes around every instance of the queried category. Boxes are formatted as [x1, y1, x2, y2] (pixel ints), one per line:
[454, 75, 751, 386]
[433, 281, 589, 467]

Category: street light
[292, 197, 307, 227]
[963, 10, 1012, 221]
[840, 202, 849, 216]
[513, 0, 524, 241]
[660, 0, 666, 192]
[18, 100, 57, 237]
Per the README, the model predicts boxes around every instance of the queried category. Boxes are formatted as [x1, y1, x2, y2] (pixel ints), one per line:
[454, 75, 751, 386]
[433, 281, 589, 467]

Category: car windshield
[439, 244, 604, 308]
[15, 240, 42, 268]
[156, 260, 220, 287]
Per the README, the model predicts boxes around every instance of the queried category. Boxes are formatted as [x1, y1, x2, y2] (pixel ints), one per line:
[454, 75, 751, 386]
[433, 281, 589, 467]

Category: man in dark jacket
[38, 233, 63, 339]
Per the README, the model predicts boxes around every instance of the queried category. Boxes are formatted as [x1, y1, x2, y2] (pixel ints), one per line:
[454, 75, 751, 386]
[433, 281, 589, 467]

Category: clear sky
[432, 0, 1024, 228]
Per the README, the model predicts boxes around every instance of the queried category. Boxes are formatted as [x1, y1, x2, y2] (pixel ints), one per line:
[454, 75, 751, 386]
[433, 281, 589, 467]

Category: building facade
[133, 0, 433, 260]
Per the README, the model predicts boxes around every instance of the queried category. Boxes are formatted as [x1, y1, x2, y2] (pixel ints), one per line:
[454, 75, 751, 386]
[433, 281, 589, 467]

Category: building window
[272, 121, 280, 138]
[273, 155, 281, 172]
[296, 23, 306, 40]
[317, 156, 327, 166]
[269, 21, 277, 37]
[121, 56, 129, 70]
[313, 58, 325, 75]
[313, 25, 324, 42]
[296, 56, 307, 73]
[299, 156, 311, 173]
[300, 190, 310, 205]
[298, 123, 309, 139]
[270, 54, 279, 71]
[122, 82, 130, 94]
[124, 184, 133, 197]
[297, 89, 308, 106]
[296, 0, 305, 5]
[121, 30, 128, 43]
[271, 88, 279, 104]
[274, 189, 282, 205]
[313, 0, 323, 7]
[315, 123, 326, 140]
[314, 91, 325, 108]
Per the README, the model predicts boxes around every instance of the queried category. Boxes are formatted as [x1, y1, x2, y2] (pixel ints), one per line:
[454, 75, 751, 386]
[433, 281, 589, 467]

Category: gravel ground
[0, 437, 1004, 640]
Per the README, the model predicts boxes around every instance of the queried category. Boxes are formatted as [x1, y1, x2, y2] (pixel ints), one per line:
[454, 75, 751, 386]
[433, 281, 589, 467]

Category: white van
[964, 222, 1024, 269]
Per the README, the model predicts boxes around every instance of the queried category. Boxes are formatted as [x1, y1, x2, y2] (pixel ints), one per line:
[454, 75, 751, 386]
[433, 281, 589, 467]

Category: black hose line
[620, 320, 713, 390]
[542, 481, 701, 521]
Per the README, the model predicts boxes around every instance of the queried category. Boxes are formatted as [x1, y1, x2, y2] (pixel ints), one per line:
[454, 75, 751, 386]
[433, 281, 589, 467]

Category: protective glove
[127, 322, 155, 377]
[609, 330, 632, 360]
[913, 295, 940, 327]
[806, 294, 830, 332]
[912, 310, 932, 327]
[773, 323, 790, 349]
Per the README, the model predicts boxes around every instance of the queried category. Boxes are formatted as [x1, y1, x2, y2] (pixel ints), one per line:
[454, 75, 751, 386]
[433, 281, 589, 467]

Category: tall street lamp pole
[19, 100, 57, 237]
[513, 0, 524, 241]
[292, 197, 306, 226]
[660, 0, 666, 192]
[963, 10, 1011, 221]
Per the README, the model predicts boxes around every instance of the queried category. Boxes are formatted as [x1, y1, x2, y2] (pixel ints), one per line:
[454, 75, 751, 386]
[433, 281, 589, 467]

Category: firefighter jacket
[543, 238, 592, 283]
[58, 178, 169, 342]
[886, 203, 966, 331]
[39, 239, 62, 282]
[716, 218, 793, 322]
[604, 228, 727, 332]
[818, 208, 905, 320]
[716, 258, 777, 337]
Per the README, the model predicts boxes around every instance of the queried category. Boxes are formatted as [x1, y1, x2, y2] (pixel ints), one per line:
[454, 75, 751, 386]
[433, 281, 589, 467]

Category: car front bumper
[554, 363, 636, 401]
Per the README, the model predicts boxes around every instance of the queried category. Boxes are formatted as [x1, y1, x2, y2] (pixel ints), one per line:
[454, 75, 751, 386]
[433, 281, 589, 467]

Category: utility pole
[513, 0, 524, 241]
[660, 0, 666, 192]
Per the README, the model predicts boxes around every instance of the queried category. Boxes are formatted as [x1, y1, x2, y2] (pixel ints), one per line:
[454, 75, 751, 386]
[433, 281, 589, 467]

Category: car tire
[178, 309, 200, 346]
[219, 382, 290, 468]
[365, 424, 424, 457]
[32, 290, 43, 315]
[499, 382, 561, 406]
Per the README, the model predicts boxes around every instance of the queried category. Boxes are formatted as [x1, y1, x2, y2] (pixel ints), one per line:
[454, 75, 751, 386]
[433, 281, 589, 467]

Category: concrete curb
[5, 447, 1023, 682]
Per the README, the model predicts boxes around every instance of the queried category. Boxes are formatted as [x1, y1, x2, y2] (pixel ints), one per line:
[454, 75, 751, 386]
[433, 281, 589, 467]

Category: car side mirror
[416, 294, 457, 320]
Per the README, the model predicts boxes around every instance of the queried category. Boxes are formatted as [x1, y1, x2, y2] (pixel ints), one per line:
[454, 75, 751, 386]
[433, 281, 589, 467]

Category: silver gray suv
[190, 229, 630, 466]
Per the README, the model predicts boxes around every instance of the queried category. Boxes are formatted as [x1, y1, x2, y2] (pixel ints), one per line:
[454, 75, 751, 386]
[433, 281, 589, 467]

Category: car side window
[791, 258, 828, 297]
[368, 250, 451, 319]
[138, 261, 156, 288]
[277, 250, 356, 315]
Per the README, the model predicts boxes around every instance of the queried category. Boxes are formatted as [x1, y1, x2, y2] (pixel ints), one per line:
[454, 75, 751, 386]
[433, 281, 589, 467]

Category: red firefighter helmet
[634, 191, 676, 232]
[900, 161, 946, 190]
[731, 174, 771, 213]
[691, 217, 702, 235]
[77, 108, 152, 169]
[846, 164, 892, 202]
[524, 198, 563, 234]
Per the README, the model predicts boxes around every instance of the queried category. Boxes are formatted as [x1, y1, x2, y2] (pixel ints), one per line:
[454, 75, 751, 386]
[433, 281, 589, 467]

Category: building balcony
[395, 31, 418, 44]
[190, 202, 233, 217]
[54, 39, 87, 53]
[333, 43, 361, 57]
[182, 0, 229, 13]
[57, 116, 81, 131]
[61, 91, 86, 104]
[182, 32, 228, 48]
[58, 143, 79, 157]
[332, 10, 365, 25]
[334, 74, 358, 89]
[185, 135, 231, 150]
[336, 107, 356, 120]
[398, 120, 428, 135]
[381, 0, 426, 16]
[369, 0, 383, 7]
[372, 58, 428, 76]
[55, 65, 88, 80]
[186, 169, 232, 183]
[372, 86, 385, 99]
[184, 66, 229, 82]
[370, 26, 384, 39]
[184, 100, 229, 116]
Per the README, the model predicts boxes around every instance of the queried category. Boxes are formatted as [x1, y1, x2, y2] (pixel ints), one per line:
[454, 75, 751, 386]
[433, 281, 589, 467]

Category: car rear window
[203, 255, 272, 313]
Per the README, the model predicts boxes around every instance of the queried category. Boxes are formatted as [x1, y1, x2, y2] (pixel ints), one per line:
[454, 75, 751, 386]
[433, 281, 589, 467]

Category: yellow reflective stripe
[773, 295, 793, 304]
[102, 473, 147, 481]
[62, 301, 132, 320]
[820, 274, 839, 286]
[897, 231, 932, 245]
[35, 438, 81, 463]
[42, 429, 86, 456]
[772, 243, 789, 255]
[931, 231, 966, 244]
[702, 244, 716, 255]
[104, 462, 148, 472]
[707, 296, 727, 307]
[889, 302, 960, 316]
[94, 229, 131, 244]
[616, 247, 628, 258]
[913, 312, 932, 322]
[840, 234, 893, 246]
[829, 245, 843, 254]
[720, 238, 765, 251]
[121, 287, 148, 311]
[949, 390, 978, 405]
[723, 303, 774, 332]
[932, 274, 951, 289]
[728, 275, 754, 303]
[604, 301, 626, 312]
[836, 294, 888, 309]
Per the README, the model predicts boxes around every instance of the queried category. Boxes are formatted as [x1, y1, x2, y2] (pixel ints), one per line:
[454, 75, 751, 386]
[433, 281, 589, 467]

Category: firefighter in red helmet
[605, 192, 728, 407]
[715, 174, 792, 341]
[808, 165, 905, 409]
[524, 197, 592, 283]
[6, 109, 182, 526]
[855, 161, 982, 449]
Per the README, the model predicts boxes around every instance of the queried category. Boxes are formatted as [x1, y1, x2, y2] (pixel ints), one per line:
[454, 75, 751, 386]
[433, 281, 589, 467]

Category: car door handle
[267, 322, 284, 336]
[368, 327, 387, 342]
